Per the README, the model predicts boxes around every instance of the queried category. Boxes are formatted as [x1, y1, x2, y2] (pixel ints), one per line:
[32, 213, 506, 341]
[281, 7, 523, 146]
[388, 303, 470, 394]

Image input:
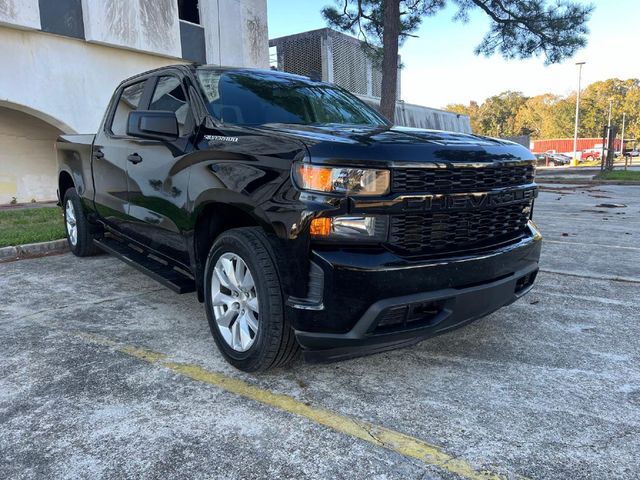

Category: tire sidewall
[63, 188, 86, 256]
[203, 230, 283, 370]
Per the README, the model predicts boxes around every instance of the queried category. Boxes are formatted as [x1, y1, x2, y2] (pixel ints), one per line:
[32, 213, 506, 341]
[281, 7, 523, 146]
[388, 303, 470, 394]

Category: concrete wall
[201, 0, 269, 68]
[0, 27, 184, 203]
[0, 107, 61, 203]
[0, 0, 269, 203]
[0, 26, 182, 134]
[358, 95, 472, 133]
[0, 0, 40, 29]
[395, 101, 472, 133]
[81, 0, 181, 58]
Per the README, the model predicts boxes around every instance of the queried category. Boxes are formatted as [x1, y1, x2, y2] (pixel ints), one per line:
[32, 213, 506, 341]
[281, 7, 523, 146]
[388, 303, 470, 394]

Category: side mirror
[127, 110, 178, 141]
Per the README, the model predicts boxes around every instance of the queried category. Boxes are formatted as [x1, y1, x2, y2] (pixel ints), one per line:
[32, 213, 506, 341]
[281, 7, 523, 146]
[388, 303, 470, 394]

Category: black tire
[586, 155, 594, 161]
[203, 227, 299, 371]
[62, 188, 99, 257]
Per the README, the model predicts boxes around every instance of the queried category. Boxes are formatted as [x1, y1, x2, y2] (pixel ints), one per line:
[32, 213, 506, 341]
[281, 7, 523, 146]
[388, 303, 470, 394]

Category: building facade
[270, 28, 401, 100]
[0, 0, 268, 204]
[269, 28, 471, 135]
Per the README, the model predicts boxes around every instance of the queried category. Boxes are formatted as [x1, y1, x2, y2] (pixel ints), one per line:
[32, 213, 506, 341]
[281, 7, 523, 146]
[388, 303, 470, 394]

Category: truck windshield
[196, 69, 389, 127]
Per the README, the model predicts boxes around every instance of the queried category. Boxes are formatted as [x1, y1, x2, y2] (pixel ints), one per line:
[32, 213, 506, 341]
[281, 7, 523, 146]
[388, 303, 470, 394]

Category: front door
[123, 74, 196, 265]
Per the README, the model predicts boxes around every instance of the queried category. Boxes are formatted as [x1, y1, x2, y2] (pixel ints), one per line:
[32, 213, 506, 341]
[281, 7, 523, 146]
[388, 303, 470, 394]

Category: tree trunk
[380, 0, 400, 123]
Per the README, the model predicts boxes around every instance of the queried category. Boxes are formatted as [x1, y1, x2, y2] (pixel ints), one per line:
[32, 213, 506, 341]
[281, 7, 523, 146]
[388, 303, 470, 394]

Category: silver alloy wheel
[65, 199, 78, 247]
[210, 252, 259, 352]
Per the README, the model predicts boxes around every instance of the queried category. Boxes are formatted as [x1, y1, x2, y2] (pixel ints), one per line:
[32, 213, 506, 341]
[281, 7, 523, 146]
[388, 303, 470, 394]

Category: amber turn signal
[297, 165, 333, 193]
[310, 217, 331, 236]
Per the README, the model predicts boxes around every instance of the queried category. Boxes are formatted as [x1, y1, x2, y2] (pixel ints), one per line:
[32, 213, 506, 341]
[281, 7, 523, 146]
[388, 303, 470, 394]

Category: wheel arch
[58, 170, 75, 203]
[192, 201, 273, 302]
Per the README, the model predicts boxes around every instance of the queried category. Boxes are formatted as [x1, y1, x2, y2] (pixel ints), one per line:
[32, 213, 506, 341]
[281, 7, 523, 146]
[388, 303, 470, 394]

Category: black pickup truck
[57, 65, 542, 371]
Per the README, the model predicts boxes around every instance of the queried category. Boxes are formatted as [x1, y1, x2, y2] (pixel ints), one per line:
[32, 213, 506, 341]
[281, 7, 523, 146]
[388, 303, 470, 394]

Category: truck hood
[257, 124, 534, 167]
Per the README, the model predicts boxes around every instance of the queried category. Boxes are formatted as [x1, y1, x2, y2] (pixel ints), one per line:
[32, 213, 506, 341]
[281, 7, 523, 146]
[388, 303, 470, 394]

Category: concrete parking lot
[1, 183, 639, 479]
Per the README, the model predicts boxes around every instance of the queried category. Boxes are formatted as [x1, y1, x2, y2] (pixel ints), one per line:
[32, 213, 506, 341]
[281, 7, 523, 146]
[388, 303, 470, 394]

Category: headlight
[310, 215, 388, 241]
[294, 164, 390, 196]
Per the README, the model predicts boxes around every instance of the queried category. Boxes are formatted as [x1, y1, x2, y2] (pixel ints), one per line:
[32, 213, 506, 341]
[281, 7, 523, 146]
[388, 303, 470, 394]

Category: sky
[267, 0, 640, 109]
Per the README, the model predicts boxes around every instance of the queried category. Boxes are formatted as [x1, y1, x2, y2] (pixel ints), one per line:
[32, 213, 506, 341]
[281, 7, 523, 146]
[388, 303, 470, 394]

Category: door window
[149, 76, 194, 136]
[110, 81, 145, 136]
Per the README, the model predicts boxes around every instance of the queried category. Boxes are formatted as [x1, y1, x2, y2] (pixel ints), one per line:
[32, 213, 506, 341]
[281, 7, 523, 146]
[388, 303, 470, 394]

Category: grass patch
[0, 207, 66, 248]
[596, 170, 640, 182]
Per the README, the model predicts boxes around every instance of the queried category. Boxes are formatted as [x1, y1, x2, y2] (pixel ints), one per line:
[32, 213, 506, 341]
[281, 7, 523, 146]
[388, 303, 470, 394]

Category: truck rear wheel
[204, 227, 299, 371]
[63, 188, 99, 257]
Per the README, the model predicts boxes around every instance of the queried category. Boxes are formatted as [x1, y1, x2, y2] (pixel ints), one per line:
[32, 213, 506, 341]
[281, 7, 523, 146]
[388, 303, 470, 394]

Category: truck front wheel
[63, 188, 99, 257]
[204, 227, 299, 371]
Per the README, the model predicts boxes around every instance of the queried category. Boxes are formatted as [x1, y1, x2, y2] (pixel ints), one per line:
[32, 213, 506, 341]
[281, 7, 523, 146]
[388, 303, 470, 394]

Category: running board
[94, 237, 196, 294]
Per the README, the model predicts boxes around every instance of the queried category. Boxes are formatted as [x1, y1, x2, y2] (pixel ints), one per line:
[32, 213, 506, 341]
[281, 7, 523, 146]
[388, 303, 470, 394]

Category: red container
[532, 138, 621, 154]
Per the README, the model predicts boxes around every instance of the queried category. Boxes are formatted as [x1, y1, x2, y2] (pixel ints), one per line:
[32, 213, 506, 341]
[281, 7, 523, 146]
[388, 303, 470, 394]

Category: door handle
[127, 153, 143, 164]
[94, 150, 104, 159]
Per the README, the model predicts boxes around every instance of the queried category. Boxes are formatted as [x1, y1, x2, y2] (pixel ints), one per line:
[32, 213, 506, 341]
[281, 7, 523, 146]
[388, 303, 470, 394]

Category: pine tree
[323, 0, 594, 122]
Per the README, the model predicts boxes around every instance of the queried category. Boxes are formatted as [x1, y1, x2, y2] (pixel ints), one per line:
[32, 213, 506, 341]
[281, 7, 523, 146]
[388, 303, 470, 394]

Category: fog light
[528, 220, 543, 241]
[310, 218, 331, 236]
[310, 215, 388, 241]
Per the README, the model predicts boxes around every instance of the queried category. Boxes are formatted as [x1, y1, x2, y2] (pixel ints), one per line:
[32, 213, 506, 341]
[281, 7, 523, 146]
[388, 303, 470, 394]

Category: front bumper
[287, 224, 542, 362]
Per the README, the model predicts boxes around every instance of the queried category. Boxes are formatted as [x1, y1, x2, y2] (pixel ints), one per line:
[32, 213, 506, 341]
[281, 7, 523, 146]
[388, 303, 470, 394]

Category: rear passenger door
[123, 73, 197, 265]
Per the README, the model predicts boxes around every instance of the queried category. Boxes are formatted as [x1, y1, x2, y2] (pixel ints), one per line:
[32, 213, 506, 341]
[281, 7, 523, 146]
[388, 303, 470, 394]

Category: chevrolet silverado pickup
[56, 65, 542, 371]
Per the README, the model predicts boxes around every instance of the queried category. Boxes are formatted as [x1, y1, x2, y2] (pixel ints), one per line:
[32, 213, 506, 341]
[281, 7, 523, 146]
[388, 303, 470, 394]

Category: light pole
[621, 112, 626, 168]
[572, 62, 585, 164]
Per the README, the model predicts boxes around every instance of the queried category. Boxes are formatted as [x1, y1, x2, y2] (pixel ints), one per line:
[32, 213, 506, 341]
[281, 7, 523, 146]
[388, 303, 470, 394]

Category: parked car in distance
[625, 149, 640, 158]
[535, 153, 571, 166]
[56, 65, 541, 371]
[582, 149, 601, 161]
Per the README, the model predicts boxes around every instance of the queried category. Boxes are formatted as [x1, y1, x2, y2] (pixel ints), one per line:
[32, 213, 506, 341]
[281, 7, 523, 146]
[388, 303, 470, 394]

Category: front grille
[392, 164, 535, 193]
[388, 202, 531, 256]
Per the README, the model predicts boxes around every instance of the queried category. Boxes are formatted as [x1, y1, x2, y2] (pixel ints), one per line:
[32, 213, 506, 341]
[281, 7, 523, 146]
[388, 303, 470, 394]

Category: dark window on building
[149, 76, 194, 136]
[178, 0, 200, 24]
[110, 81, 146, 136]
[39, 0, 85, 39]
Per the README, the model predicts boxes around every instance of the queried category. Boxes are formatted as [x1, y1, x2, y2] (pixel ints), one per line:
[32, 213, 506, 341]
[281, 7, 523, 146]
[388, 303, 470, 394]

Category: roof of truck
[119, 64, 322, 88]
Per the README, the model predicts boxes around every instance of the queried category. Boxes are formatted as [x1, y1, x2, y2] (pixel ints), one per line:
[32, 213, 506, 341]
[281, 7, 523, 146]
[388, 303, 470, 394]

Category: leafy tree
[514, 93, 574, 138]
[579, 79, 640, 139]
[444, 101, 481, 132]
[445, 78, 640, 143]
[322, 0, 594, 122]
[475, 91, 527, 137]
[623, 83, 640, 143]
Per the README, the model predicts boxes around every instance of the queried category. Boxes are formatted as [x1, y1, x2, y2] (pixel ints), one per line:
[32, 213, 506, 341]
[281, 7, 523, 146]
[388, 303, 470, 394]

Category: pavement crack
[354, 420, 385, 447]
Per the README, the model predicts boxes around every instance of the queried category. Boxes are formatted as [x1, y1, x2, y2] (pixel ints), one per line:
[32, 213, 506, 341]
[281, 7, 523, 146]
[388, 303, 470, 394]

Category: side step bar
[94, 237, 196, 294]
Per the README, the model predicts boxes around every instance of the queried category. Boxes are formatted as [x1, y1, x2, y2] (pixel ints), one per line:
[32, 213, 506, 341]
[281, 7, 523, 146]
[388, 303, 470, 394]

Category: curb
[0, 239, 69, 262]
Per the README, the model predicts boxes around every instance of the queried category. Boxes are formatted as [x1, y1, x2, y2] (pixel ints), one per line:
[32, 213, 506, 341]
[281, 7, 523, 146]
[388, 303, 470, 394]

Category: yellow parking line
[78, 333, 510, 480]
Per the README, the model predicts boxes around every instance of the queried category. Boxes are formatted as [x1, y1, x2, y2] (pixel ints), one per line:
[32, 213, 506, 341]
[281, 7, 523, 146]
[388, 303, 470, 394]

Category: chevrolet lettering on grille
[402, 187, 538, 211]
